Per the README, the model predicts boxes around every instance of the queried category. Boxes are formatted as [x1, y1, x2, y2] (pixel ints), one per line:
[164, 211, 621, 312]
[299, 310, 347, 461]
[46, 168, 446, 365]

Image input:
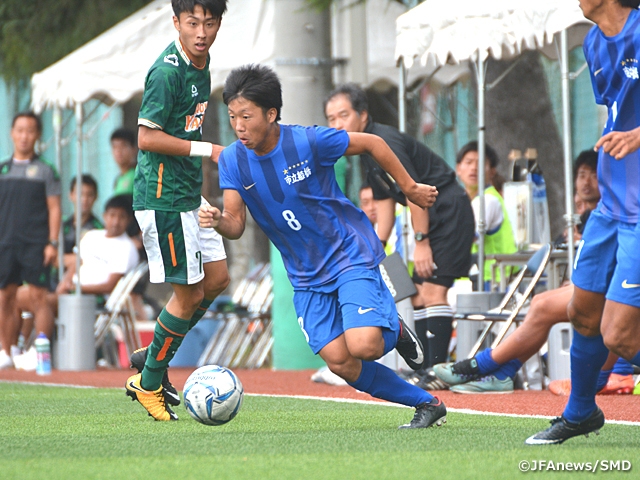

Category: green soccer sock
[141, 308, 190, 391]
[188, 298, 213, 331]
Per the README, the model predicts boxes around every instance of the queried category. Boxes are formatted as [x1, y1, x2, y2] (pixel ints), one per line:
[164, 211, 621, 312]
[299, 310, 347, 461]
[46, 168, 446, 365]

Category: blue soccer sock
[348, 361, 433, 407]
[630, 351, 640, 369]
[381, 326, 398, 356]
[596, 369, 612, 392]
[493, 359, 523, 380]
[563, 330, 609, 423]
[475, 349, 499, 375]
[475, 349, 521, 380]
[612, 357, 634, 376]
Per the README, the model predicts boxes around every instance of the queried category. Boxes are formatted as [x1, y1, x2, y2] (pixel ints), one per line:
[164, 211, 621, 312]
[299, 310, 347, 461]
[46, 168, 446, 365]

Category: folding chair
[94, 262, 149, 362]
[198, 263, 274, 368]
[455, 244, 552, 387]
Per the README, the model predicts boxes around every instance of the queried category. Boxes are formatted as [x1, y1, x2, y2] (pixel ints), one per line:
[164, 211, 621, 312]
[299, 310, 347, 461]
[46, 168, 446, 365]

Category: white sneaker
[13, 347, 37, 371]
[310, 366, 348, 386]
[10, 345, 22, 358]
[0, 349, 14, 369]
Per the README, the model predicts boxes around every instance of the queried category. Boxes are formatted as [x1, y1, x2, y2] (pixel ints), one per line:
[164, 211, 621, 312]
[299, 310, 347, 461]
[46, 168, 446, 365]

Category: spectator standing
[455, 141, 517, 289]
[0, 112, 61, 369]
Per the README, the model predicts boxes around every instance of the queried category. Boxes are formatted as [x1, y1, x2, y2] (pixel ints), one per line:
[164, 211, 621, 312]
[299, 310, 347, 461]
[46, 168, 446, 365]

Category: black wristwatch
[414, 232, 428, 242]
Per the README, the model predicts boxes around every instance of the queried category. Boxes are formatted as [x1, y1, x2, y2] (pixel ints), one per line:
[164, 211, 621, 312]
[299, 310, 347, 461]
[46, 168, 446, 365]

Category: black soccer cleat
[395, 315, 425, 370]
[525, 407, 605, 445]
[399, 396, 447, 429]
[130, 346, 181, 406]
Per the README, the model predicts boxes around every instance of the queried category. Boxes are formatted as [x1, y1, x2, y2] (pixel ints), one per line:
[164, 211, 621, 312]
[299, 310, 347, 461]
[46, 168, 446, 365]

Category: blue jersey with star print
[584, 8, 640, 223]
[218, 124, 385, 288]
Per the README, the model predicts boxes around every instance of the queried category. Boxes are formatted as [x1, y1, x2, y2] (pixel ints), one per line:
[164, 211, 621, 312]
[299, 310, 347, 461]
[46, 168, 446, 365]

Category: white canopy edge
[395, 0, 592, 69]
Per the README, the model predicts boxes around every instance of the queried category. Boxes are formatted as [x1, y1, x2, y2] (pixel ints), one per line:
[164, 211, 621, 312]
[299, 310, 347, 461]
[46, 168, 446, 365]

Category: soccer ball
[183, 365, 244, 426]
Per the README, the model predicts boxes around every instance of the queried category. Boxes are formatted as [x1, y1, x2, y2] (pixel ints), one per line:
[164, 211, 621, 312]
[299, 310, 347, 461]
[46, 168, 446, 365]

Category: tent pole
[475, 53, 486, 292]
[561, 29, 575, 276]
[74, 102, 83, 296]
[53, 106, 64, 282]
[398, 60, 410, 260]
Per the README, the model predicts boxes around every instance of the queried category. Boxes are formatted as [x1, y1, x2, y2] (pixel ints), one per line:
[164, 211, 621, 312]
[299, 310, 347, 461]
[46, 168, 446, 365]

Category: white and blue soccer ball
[183, 365, 244, 426]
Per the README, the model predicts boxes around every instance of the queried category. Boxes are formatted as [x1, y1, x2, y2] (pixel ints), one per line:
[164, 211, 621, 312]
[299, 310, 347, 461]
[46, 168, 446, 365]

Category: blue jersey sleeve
[314, 127, 349, 167]
[218, 147, 239, 191]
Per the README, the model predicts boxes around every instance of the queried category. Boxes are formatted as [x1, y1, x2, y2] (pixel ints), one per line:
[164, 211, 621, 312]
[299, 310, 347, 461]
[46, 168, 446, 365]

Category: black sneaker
[395, 316, 425, 370]
[398, 397, 447, 429]
[130, 347, 181, 406]
[525, 407, 605, 445]
[432, 358, 481, 386]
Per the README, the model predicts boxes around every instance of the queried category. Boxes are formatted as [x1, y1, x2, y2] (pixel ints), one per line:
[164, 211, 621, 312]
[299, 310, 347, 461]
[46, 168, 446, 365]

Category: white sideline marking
[3, 380, 639, 427]
[247, 393, 640, 427]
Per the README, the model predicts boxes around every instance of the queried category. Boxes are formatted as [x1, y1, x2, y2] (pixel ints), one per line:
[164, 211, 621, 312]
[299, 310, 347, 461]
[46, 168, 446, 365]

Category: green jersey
[114, 168, 135, 196]
[134, 40, 211, 212]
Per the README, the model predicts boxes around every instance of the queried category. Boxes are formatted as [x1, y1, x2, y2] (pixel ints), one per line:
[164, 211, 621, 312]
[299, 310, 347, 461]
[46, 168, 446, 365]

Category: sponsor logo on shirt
[185, 101, 208, 133]
[191, 85, 198, 98]
[26, 165, 39, 178]
[621, 58, 639, 80]
[164, 54, 179, 67]
[282, 160, 312, 185]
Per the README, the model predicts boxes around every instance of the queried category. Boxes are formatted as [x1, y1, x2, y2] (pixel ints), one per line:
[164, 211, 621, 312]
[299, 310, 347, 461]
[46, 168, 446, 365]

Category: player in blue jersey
[200, 64, 447, 429]
[527, 0, 640, 445]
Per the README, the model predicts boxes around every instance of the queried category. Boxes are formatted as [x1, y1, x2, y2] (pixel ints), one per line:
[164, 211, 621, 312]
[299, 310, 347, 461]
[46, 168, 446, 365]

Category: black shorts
[0, 243, 52, 289]
[412, 183, 475, 288]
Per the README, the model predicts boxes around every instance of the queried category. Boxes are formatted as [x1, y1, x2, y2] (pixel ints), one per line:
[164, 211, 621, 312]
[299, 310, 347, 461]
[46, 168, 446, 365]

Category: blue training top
[584, 8, 640, 223]
[218, 124, 385, 288]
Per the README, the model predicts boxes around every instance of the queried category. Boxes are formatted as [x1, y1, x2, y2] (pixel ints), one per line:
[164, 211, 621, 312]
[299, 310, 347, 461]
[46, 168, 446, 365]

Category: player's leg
[436, 285, 574, 386]
[337, 268, 445, 428]
[187, 198, 229, 331]
[601, 220, 640, 368]
[526, 211, 615, 444]
[0, 284, 20, 368]
[126, 208, 206, 421]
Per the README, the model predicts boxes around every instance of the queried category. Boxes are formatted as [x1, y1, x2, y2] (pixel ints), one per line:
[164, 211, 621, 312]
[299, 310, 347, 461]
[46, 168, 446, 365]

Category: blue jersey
[218, 125, 385, 288]
[584, 8, 640, 223]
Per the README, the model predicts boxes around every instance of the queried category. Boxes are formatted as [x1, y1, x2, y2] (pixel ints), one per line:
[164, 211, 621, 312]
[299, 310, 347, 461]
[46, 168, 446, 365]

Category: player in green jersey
[125, 0, 229, 421]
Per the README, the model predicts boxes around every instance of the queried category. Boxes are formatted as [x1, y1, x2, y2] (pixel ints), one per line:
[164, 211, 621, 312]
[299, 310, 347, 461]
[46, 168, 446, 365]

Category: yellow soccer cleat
[125, 373, 178, 421]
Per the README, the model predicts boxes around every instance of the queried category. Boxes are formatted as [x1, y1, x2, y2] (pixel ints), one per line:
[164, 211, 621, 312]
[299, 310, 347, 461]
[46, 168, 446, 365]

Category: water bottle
[35, 332, 52, 376]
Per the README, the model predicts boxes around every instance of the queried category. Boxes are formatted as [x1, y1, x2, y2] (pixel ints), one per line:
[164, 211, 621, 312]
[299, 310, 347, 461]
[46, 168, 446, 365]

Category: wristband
[189, 141, 213, 158]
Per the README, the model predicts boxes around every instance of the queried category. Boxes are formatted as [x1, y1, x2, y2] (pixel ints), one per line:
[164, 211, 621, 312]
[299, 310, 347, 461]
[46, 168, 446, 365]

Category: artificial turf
[0, 383, 637, 479]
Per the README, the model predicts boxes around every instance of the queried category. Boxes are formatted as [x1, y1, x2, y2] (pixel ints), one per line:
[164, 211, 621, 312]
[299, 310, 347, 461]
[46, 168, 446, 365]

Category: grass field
[0, 383, 637, 480]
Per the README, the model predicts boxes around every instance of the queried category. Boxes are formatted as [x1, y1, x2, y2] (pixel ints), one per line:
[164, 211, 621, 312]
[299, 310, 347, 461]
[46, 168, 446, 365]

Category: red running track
[0, 367, 638, 423]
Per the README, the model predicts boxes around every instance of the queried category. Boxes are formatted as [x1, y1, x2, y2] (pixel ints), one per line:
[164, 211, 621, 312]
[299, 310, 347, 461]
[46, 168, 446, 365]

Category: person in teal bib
[456, 141, 517, 290]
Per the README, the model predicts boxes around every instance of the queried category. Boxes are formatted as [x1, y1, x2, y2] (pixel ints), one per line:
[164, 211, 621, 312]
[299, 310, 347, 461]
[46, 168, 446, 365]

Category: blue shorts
[572, 209, 640, 308]
[293, 267, 400, 354]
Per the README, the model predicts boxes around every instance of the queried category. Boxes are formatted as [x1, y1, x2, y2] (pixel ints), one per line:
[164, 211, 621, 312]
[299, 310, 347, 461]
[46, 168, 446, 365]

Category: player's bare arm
[345, 132, 438, 208]
[594, 126, 640, 160]
[138, 125, 224, 161]
[199, 189, 246, 239]
[408, 201, 436, 279]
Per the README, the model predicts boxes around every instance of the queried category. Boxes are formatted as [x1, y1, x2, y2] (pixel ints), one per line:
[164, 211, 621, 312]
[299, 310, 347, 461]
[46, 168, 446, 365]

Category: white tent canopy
[31, 0, 435, 113]
[396, 0, 590, 69]
[395, 0, 592, 287]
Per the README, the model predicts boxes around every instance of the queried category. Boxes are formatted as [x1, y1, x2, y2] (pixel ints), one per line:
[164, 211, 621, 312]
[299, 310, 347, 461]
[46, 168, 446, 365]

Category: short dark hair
[172, 0, 227, 19]
[104, 194, 133, 216]
[324, 83, 369, 116]
[12, 111, 42, 134]
[574, 149, 598, 179]
[618, 0, 640, 8]
[110, 128, 136, 147]
[69, 174, 98, 195]
[456, 141, 499, 169]
[223, 64, 283, 121]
